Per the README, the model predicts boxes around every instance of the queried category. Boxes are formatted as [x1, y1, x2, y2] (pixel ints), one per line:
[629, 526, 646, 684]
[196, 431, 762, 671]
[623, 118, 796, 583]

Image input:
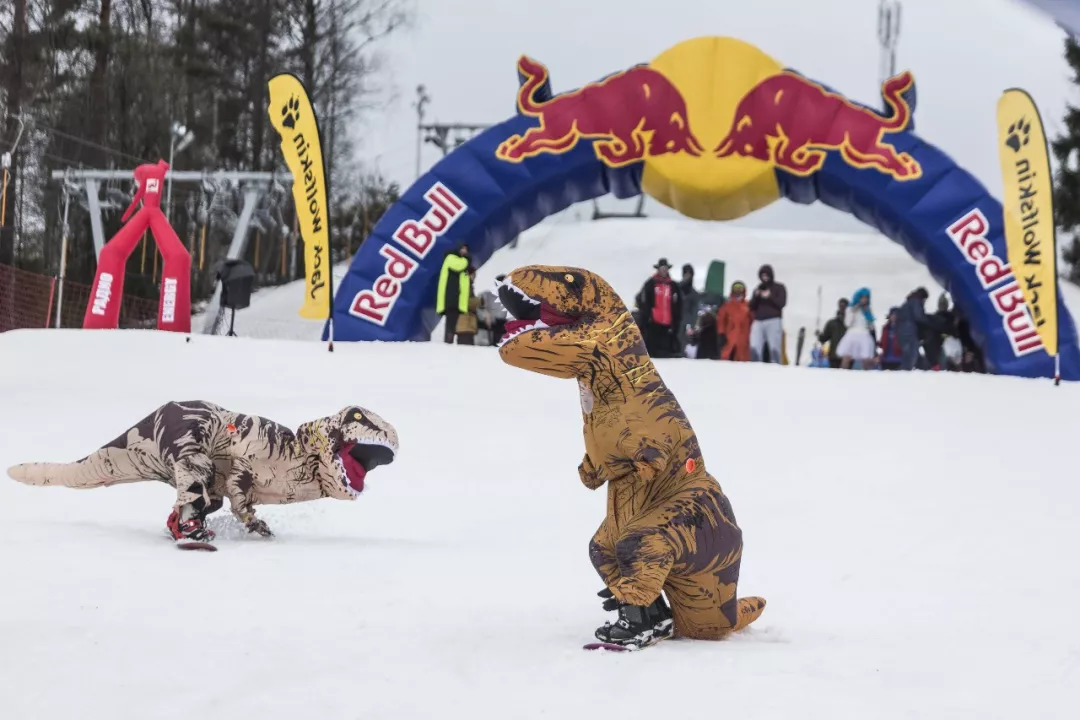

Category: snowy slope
[221, 216, 1080, 352]
[2, 328, 1079, 720]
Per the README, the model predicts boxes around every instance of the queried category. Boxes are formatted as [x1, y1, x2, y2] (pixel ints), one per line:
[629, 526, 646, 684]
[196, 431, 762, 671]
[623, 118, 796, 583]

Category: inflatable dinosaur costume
[8, 400, 398, 547]
[496, 266, 765, 648]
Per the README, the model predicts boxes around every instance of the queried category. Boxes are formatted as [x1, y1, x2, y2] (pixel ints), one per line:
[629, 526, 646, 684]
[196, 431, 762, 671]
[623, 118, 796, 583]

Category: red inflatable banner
[83, 160, 192, 332]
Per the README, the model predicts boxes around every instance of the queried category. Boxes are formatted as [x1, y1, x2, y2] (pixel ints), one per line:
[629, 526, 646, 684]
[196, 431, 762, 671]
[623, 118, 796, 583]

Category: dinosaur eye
[352, 411, 364, 421]
[564, 274, 575, 283]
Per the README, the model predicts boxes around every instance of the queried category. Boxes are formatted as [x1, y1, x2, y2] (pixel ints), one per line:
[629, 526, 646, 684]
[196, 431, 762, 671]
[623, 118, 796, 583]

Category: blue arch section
[328, 67, 1080, 381]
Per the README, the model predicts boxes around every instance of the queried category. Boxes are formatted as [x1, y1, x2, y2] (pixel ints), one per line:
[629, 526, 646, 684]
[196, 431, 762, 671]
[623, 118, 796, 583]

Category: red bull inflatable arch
[330, 35, 1080, 380]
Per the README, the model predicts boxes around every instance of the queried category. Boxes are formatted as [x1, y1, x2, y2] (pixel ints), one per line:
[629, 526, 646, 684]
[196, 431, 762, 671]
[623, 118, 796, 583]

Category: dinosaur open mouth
[337, 441, 396, 494]
[497, 282, 579, 346]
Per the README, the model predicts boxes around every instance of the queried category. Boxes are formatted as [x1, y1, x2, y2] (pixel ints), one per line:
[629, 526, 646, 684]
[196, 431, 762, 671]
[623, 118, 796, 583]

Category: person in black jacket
[895, 287, 929, 370]
[817, 297, 849, 368]
[922, 293, 956, 370]
[954, 306, 986, 373]
[748, 264, 787, 363]
[637, 258, 683, 358]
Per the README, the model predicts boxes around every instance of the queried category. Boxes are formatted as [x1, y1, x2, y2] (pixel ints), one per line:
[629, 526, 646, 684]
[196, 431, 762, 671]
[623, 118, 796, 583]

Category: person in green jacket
[436, 244, 470, 343]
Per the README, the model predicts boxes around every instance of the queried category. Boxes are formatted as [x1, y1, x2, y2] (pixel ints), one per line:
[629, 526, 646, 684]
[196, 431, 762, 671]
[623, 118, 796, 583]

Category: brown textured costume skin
[7, 401, 398, 532]
[498, 266, 765, 640]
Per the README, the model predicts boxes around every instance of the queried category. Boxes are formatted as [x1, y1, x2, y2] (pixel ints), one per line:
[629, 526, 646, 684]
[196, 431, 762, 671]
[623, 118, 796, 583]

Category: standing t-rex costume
[7, 400, 398, 546]
[496, 265, 765, 648]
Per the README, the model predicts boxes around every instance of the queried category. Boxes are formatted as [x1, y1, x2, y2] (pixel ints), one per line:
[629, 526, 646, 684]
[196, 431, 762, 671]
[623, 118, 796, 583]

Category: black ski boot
[595, 591, 674, 649]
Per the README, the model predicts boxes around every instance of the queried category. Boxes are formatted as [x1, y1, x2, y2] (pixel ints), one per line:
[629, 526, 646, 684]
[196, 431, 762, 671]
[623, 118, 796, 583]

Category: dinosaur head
[296, 406, 398, 500]
[496, 265, 639, 380]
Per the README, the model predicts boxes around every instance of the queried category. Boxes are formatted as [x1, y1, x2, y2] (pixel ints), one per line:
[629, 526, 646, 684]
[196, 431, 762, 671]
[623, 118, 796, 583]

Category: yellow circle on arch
[641, 36, 785, 221]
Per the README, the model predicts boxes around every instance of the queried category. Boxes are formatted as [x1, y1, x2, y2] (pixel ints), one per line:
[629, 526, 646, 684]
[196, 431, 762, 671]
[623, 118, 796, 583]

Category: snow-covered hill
[216, 216, 1080, 354]
[2, 327, 1078, 719]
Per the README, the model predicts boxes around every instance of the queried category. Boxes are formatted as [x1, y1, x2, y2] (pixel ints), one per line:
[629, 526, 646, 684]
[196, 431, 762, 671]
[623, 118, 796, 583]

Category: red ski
[583, 642, 634, 652]
[173, 538, 218, 552]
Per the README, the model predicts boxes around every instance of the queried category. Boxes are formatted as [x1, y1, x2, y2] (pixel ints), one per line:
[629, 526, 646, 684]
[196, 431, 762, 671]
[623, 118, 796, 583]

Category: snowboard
[176, 540, 218, 552]
[703, 260, 726, 299]
[583, 642, 635, 652]
[165, 532, 218, 551]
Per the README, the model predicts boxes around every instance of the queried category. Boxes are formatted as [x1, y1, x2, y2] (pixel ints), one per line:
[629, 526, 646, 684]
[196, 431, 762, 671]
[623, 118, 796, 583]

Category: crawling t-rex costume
[8, 400, 398, 545]
[496, 265, 765, 647]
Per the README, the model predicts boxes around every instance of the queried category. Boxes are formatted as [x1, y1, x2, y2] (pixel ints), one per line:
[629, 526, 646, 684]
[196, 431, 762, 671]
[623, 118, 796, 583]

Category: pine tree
[1050, 36, 1080, 283]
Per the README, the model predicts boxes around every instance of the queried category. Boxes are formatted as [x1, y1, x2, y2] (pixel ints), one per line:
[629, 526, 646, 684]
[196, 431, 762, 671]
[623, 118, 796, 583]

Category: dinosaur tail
[8, 447, 150, 490]
[880, 71, 915, 132]
[733, 596, 767, 632]
[515, 55, 550, 116]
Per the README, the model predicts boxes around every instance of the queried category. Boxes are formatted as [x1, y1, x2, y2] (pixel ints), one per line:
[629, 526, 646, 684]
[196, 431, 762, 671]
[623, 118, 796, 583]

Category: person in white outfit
[836, 287, 877, 369]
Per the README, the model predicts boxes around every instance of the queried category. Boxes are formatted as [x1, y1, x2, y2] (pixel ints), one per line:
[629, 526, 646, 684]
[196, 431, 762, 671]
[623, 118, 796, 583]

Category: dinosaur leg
[661, 487, 766, 639]
[172, 453, 216, 517]
[166, 453, 219, 542]
[608, 526, 676, 607]
[589, 519, 620, 587]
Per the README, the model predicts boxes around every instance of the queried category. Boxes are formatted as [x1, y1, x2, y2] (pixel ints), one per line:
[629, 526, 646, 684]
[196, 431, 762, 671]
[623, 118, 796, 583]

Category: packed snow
[4, 218, 1080, 719]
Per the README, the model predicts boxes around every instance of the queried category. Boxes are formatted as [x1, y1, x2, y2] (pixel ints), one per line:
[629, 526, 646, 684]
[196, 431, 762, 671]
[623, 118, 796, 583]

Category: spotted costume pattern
[497, 266, 765, 640]
[8, 400, 398, 534]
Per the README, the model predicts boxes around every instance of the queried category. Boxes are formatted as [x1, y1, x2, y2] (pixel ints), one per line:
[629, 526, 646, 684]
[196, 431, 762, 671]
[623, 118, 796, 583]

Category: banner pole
[327, 226, 335, 353]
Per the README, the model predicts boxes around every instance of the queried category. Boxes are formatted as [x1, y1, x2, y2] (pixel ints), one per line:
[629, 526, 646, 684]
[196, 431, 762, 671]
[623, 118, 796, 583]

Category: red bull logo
[713, 70, 921, 180]
[492, 37, 926, 220]
[495, 56, 704, 167]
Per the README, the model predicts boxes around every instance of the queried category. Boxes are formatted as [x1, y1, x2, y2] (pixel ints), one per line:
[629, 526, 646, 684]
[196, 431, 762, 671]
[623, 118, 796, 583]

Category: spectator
[817, 297, 849, 369]
[478, 273, 508, 346]
[436, 243, 470, 344]
[878, 306, 903, 370]
[716, 280, 752, 362]
[923, 293, 956, 370]
[637, 258, 683, 358]
[896, 287, 930, 370]
[454, 266, 482, 345]
[748, 263, 787, 363]
[678, 263, 701, 349]
[954, 306, 986, 373]
[836, 287, 876, 369]
[690, 304, 720, 360]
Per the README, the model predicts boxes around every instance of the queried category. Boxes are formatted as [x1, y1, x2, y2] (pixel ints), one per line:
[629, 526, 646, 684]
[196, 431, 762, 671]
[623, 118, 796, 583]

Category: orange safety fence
[0, 263, 159, 332]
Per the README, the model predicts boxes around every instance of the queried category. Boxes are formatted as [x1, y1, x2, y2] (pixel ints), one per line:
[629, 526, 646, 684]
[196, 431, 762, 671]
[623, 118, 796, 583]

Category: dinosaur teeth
[496, 318, 548, 348]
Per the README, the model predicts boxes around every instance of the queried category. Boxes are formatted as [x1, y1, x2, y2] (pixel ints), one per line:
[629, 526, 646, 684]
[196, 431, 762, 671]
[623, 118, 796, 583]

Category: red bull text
[350, 182, 466, 326]
[714, 71, 921, 180]
[496, 56, 704, 167]
[947, 208, 1044, 357]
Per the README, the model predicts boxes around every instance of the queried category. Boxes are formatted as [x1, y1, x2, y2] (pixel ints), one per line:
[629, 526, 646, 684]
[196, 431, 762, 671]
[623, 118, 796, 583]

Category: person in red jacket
[716, 281, 752, 361]
[636, 258, 683, 358]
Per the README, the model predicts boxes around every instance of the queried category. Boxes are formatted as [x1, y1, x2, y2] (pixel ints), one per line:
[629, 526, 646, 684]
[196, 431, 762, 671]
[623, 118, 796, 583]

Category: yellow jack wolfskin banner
[268, 73, 332, 320]
[996, 88, 1058, 358]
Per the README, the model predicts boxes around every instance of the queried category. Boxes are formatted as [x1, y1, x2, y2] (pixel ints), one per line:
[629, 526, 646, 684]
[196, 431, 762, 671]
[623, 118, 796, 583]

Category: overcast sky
[351, 0, 1077, 233]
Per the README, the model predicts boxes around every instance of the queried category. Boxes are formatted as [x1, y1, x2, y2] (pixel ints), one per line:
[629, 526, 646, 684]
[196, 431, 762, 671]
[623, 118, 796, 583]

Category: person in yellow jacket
[436, 244, 470, 343]
[454, 266, 483, 345]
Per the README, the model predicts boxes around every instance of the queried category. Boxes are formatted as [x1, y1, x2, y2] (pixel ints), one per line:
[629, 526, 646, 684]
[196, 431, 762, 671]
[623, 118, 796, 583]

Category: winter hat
[758, 264, 774, 281]
[731, 280, 747, 294]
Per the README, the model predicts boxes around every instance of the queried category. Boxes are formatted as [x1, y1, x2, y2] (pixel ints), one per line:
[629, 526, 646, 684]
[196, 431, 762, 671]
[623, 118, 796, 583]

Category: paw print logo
[1005, 117, 1031, 153]
[281, 96, 301, 130]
